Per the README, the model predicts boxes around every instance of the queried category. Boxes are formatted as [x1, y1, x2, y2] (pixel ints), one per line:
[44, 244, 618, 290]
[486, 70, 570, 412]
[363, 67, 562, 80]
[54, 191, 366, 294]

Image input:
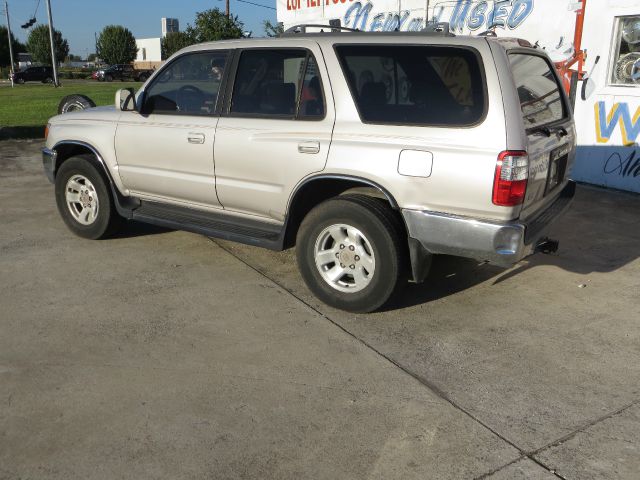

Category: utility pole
[226, 0, 230, 19]
[4, 0, 15, 87]
[45, 0, 59, 86]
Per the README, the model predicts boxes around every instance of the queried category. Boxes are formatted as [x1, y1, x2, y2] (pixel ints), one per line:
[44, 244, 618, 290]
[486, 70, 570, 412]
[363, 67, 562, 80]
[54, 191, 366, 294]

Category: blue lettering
[407, 18, 424, 31]
[467, 3, 487, 30]
[344, 2, 372, 31]
[431, 6, 445, 23]
[370, 13, 385, 31]
[398, 11, 411, 30]
[508, 0, 534, 29]
[383, 13, 399, 31]
[450, 0, 472, 32]
[488, 0, 510, 29]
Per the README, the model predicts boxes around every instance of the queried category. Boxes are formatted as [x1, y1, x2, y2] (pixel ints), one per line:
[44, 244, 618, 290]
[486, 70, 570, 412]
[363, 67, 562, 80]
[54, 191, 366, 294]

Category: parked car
[42, 29, 577, 312]
[11, 66, 54, 84]
[93, 64, 152, 82]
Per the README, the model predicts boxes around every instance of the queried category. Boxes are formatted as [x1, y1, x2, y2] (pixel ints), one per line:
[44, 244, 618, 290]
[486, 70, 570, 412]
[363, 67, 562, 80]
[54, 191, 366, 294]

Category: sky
[3, 0, 278, 58]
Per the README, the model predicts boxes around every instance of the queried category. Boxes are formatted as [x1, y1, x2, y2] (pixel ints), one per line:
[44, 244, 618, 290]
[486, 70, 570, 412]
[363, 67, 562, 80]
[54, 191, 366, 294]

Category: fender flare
[51, 140, 138, 218]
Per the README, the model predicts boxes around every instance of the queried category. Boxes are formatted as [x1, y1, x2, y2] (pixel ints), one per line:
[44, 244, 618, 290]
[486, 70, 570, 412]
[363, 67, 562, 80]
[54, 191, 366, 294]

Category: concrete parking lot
[1, 139, 639, 479]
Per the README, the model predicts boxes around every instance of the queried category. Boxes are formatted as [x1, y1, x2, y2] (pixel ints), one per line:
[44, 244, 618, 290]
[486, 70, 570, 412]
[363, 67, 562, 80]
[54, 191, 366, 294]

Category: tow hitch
[535, 238, 559, 254]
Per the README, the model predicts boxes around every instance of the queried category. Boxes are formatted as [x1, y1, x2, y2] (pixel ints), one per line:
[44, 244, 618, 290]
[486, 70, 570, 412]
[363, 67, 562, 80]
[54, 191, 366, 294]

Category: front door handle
[298, 141, 320, 154]
[188, 132, 205, 144]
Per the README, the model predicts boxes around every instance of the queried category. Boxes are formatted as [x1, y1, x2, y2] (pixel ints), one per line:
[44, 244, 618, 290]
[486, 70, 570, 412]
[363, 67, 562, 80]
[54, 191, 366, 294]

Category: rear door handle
[298, 141, 320, 154]
[188, 132, 205, 144]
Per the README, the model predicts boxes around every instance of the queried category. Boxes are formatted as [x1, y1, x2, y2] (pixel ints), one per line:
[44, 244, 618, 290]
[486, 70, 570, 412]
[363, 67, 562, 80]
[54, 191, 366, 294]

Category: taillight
[493, 150, 528, 206]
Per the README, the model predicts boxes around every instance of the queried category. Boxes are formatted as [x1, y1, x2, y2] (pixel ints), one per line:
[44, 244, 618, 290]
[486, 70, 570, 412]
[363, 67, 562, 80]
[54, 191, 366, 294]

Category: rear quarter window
[335, 45, 486, 126]
[508, 53, 567, 129]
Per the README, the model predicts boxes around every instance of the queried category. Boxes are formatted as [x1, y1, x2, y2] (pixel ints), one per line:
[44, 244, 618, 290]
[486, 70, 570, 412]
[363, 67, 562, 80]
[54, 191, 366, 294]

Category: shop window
[610, 16, 640, 86]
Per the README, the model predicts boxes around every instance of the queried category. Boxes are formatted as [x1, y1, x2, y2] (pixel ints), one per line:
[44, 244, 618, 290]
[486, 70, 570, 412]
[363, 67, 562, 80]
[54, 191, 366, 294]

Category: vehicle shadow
[109, 220, 173, 239]
[388, 184, 640, 311]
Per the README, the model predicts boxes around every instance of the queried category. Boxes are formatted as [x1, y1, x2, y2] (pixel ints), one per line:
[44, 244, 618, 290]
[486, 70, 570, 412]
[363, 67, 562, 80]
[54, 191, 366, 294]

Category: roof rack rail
[281, 24, 361, 35]
[421, 22, 455, 36]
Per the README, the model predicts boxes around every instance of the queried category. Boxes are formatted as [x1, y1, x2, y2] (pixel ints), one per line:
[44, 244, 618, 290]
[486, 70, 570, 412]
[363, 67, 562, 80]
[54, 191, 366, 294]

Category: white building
[135, 38, 162, 63]
[162, 17, 180, 37]
[277, 0, 640, 193]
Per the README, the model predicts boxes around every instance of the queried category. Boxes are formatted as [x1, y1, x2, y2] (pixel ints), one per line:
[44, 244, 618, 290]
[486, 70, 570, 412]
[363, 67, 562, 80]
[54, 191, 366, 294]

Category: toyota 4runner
[43, 29, 576, 313]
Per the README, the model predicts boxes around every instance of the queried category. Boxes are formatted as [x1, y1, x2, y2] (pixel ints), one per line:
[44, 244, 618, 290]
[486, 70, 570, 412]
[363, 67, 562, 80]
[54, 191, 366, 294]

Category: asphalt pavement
[1, 139, 639, 479]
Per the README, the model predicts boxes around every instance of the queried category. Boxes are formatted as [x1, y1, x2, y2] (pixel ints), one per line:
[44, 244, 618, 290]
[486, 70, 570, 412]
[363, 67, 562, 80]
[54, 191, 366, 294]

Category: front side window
[143, 51, 227, 115]
[509, 54, 566, 129]
[335, 45, 485, 126]
[610, 15, 640, 86]
[230, 49, 325, 119]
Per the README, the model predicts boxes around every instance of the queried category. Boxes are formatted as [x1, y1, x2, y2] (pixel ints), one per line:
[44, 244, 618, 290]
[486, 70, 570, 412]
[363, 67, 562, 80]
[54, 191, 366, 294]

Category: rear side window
[335, 45, 486, 126]
[509, 54, 566, 129]
[230, 49, 325, 119]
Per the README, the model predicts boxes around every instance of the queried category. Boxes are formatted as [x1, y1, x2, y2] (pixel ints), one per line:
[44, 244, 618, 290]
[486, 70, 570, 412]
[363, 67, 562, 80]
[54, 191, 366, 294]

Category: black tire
[16, 77, 25, 84]
[57, 94, 96, 114]
[105, 74, 113, 82]
[55, 155, 123, 239]
[296, 194, 407, 313]
[138, 73, 149, 82]
[43, 76, 53, 84]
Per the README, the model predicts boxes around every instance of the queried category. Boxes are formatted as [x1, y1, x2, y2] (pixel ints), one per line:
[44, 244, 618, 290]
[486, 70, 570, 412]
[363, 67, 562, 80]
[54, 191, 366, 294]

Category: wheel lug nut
[340, 263, 345, 268]
[340, 244, 345, 249]
[355, 255, 360, 261]
[349, 264, 355, 269]
[349, 245, 355, 251]
[335, 253, 340, 258]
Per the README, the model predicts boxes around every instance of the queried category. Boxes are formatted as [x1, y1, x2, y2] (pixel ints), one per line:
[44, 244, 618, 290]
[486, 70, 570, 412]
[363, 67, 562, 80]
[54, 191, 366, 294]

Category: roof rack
[421, 22, 455, 36]
[281, 24, 361, 35]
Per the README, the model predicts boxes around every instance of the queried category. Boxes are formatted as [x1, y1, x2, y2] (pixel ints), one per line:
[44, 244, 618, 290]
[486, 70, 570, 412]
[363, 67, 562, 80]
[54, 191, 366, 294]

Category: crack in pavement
[211, 239, 637, 480]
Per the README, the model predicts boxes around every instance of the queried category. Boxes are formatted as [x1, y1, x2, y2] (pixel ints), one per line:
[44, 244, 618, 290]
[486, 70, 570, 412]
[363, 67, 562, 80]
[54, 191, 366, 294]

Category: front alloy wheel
[55, 155, 122, 239]
[64, 174, 99, 225]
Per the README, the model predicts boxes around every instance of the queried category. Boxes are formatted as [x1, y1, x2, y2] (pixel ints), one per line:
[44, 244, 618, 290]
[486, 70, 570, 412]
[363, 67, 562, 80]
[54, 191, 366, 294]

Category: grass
[0, 81, 142, 137]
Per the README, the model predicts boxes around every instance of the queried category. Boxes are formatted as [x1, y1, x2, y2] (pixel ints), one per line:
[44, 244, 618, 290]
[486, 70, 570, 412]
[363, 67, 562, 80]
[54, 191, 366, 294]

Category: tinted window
[230, 49, 325, 119]
[143, 51, 227, 115]
[299, 56, 325, 118]
[509, 54, 566, 129]
[335, 45, 485, 126]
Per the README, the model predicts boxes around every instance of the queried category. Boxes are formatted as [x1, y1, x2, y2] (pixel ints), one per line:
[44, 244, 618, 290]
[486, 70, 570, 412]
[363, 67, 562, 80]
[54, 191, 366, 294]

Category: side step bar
[132, 201, 285, 251]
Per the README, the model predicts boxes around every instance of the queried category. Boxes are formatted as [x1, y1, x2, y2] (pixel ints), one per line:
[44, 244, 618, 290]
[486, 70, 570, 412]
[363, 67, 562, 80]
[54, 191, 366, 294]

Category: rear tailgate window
[508, 53, 567, 129]
[335, 45, 486, 126]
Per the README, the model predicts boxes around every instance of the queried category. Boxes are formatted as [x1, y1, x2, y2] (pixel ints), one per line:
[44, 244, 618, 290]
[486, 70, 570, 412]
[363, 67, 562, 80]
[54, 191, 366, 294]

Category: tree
[87, 53, 98, 62]
[161, 31, 195, 60]
[263, 20, 284, 37]
[186, 8, 244, 43]
[0, 26, 26, 67]
[96, 25, 138, 65]
[68, 54, 82, 62]
[26, 24, 69, 65]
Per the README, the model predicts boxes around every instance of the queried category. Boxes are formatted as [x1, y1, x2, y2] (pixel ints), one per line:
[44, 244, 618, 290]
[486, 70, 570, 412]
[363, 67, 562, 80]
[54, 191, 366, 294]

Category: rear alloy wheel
[296, 194, 407, 313]
[43, 76, 53, 84]
[55, 156, 122, 239]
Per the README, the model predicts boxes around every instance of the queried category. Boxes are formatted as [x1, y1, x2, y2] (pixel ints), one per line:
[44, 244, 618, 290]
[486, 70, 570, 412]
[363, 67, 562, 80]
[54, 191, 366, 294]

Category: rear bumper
[42, 147, 57, 183]
[402, 181, 576, 268]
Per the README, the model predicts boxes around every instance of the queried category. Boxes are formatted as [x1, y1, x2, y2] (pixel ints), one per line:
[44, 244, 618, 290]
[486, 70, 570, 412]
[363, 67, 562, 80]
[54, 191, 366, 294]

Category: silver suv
[43, 30, 576, 312]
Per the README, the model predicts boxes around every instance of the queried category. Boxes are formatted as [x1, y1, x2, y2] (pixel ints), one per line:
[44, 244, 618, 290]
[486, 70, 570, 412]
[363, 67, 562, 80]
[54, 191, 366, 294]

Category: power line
[235, 0, 276, 10]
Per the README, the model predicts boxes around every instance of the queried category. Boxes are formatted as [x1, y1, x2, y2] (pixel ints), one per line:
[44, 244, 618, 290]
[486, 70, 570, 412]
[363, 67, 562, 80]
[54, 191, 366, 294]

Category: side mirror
[115, 88, 136, 112]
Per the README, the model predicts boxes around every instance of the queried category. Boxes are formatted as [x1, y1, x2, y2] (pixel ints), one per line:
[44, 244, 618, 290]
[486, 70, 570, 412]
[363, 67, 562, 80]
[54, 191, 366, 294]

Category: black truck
[93, 64, 153, 82]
